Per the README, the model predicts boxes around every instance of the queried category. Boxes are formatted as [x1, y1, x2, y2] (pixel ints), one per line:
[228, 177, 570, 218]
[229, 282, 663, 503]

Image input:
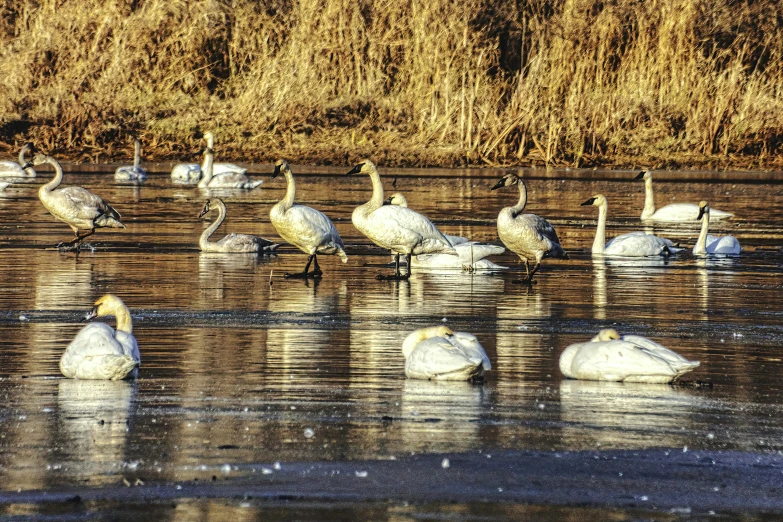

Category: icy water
[0, 165, 782, 520]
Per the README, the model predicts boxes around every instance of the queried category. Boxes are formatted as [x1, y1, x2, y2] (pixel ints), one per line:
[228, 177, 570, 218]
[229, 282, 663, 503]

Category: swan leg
[285, 254, 315, 279]
[512, 258, 538, 285]
[376, 252, 410, 281]
[309, 254, 323, 278]
[57, 229, 95, 251]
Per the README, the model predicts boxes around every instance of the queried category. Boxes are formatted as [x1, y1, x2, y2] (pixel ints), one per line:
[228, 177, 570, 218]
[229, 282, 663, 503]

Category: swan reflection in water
[56, 379, 137, 484]
[558, 379, 703, 449]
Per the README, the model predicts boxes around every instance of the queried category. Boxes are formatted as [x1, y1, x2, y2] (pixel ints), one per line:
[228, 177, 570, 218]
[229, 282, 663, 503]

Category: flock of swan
[0, 134, 740, 383]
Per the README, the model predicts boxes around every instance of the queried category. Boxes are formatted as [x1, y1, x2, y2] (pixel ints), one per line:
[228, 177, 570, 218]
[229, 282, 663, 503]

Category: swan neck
[133, 141, 141, 168]
[280, 168, 296, 210]
[114, 304, 133, 334]
[592, 202, 607, 254]
[18, 146, 26, 166]
[199, 202, 225, 250]
[367, 168, 385, 209]
[641, 177, 655, 219]
[40, 157, 63, 195]
[694, 208, 710, 254]
[198, 151, 214, 187]
[513, 181, 528, 213]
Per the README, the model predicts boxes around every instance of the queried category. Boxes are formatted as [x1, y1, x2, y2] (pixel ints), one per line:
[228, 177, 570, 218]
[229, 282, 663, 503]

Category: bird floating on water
[402, 326, 491, 381]
[635, 171, 733, 222]
[198, 132, 262, 190]
[693, 201, 741, 255]
[199, 198, 279, 253]
[114, 139, 148, 184]
[0, 143, 36, 178]
[171, 132, 248, 183]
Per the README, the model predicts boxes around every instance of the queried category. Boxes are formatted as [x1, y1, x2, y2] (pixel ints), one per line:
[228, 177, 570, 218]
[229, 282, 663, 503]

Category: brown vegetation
[1, 0, 782, 169]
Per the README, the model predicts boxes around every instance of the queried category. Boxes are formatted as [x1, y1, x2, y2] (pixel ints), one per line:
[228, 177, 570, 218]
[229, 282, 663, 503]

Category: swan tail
[245, 179, 263, 189]
[550, 243, 568, 259]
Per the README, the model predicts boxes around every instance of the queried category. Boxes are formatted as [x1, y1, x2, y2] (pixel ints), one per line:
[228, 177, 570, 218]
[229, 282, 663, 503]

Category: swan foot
[284, 270, 322, 279]
[56, 241, 80, 252]
[511, 278, 537, 285]
[376, 273, 410, 281]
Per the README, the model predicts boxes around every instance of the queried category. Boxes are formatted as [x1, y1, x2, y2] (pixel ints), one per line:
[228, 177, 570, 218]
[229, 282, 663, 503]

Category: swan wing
[621, 335, 698, 367]
[516, 214, 561, 244]
[171, 163, 201, 182]
[54, 187, 121, 223]
[452, 331, 491, 370]
[213, 163, 247, 176]
[708, 235, 741, 254]
[405, 337, 485, 379]
[569, 340, 698, 382]
[651, 203, 732, 221]
[453, 242, 505, 262]
[283, 205, 344, 249]
[115, 330, 141, 363]
[370, 205, 455, 254]
[604, 232, 669, 256]
[0, 160, 26, 177]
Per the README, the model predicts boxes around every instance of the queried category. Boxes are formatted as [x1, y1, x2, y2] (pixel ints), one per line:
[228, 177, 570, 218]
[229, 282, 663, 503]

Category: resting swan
[198, 132, 262, 189]
[61, 294, 140, 380]
[491, 173, 567, 283]
[171, 132, 248, 183]
[693, 201, 741, 255]
[559, 328, 700, 383]
[0, 143, 36, 177]
[385, 192, 469, 246]
[402, 326, 491, 380]
[199, 198, 279, 253]
[27, 154, 125, 250]
[270, 159, 347, 278]
[114, 139, 148, 183]
[635, 171, 733, 221]
[347, 160, 456, 280]
[581, 194, 676, 257]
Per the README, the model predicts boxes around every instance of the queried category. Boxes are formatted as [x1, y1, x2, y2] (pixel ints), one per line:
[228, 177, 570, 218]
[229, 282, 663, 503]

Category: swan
[114, 139, 147, 183]
[581, 194, 676, 257]
[491, 173, 567, 283]
[198, 132, 262, 189]
[693, 201, 741, 255]
[199, 198, 279, 253]
[171, 132, 248, 183]
[347, 160, 457, 280]
[0, 143, 36, 177]
[61, 294, 140, 380]
[402, 326, 491, 380]
[411, 242, 508, 272]
[385, 192, 469, 245]
[27, 154, 125, 250]
[270, 159, 347, 278]
[635, 171, 733, 221]
[559, 328, 700, 383]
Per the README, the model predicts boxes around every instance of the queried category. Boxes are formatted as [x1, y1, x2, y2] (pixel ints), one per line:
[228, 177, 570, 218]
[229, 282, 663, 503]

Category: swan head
[697, 200, 710, 220]
[580, 194, 607, 207]
[21, 143, 35, 156]
[490, 173, 521, 190]
[199, 198, 224, 218]
[346, 159, 377, 176]
[401, 325, 454, 358]
[272, 159, 291, 179]
[25, 153, 52, 169]
[634, 170, 651, 181]
[83, 294, 128, 322]
[203, 131, 215, 147]
[385, 192, 408, 207]
[595, 328, 621, 341]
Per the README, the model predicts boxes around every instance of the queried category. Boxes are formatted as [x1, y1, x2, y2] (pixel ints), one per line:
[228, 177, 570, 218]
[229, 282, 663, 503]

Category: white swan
[61, 294, 140, 380]
[347, 160, 456, 280]
[491, 173, 567, 283]
[171, 132, 248, 183]
[114, 139, 147, 183]
[411, 242, 508, 272]
[270, 159, 347, 278]
[198, 132, 262, 189]
[385, 192, 469, 246]
[635, 171, 733, 221]
[0, 143, 36, 177]
[559, 328, 700, 383]
[28, 154, 125, 250]
[402, 326, 491, 380]
[693, 201, 741, 255]
[199, 198, 279, 253]
[581, 194, 676, 257]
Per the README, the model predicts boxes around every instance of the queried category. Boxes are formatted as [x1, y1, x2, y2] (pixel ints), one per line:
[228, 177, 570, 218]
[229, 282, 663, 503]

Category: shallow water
[0, 167, 782, 518]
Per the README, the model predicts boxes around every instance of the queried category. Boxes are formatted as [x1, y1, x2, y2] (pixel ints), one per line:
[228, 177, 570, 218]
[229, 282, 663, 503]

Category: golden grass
[1, 0, 782, 168]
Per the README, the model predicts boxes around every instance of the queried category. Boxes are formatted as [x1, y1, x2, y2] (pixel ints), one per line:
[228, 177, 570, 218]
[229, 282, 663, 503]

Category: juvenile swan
[199, 198, 279, 253]
[693, 201, 741, 255]
[61, 294, 141, 380]
[114, 139, 148, 183]
[171, 132, 248, 183]
[347, 160, 456, 280]
[491, 173, 567, 283]
[270, 159, 347, 278]
[29, 154, 125, 250]
[402, 326, 491, 381]
[581, 194, 675, 257]
[635, 171, 733, 221]
[198, 132, 262, 189]
[559, 328, 700, 383]
[385, 192, 469, 246]
[0, 143, 36, 177]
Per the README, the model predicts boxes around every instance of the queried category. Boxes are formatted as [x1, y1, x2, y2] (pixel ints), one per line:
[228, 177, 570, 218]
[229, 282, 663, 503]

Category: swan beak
[272, 164, 281, 179]
[22, 161, 33, 170]
[383, 196, 393, 205]
[490, 178, 506, 191]
[346, 163, 364, 175]
[634, 171, 646, 180]
[580, 197, 596, 206]
[198, 205, 209, 218]
[697, 206, 706, 220]
[82, 307, 98, 322]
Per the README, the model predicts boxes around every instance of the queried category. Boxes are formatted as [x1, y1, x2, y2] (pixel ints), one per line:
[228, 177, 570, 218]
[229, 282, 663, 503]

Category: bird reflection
[558, 379, 700, 449]
[56, 379, 137, 485]
[34, 254, 94, 310]
[592, 257, 607, 319]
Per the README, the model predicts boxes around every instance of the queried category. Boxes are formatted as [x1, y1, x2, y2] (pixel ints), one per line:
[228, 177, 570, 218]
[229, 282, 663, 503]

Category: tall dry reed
[0, 0, 781, 168]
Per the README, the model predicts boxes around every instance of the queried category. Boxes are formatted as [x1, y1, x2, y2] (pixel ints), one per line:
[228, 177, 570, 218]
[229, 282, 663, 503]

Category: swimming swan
[28, 154, 125, 250]
[402, 326, 491, 380]
[114, 139, 148, 183]
[199, 198, 279, 253]
[61, 294, 140, 380]
[198, 132, 262, 189]
[385, 192, 469, 246]
[347, 160, 456, 280]
[559, 328, 700, 383]
[581, 194, 676, 257]
[270, 159, 347, 278]
[491, 173, 567, 283]
[171, 132, 248, 183]
[693, 201, 741, 255]
[635, 171, 733, 221]
[0, 143, 36, 178]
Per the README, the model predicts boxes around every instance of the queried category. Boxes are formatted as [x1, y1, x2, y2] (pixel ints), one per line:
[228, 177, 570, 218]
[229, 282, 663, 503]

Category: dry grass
[0, 0, 782, 169]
